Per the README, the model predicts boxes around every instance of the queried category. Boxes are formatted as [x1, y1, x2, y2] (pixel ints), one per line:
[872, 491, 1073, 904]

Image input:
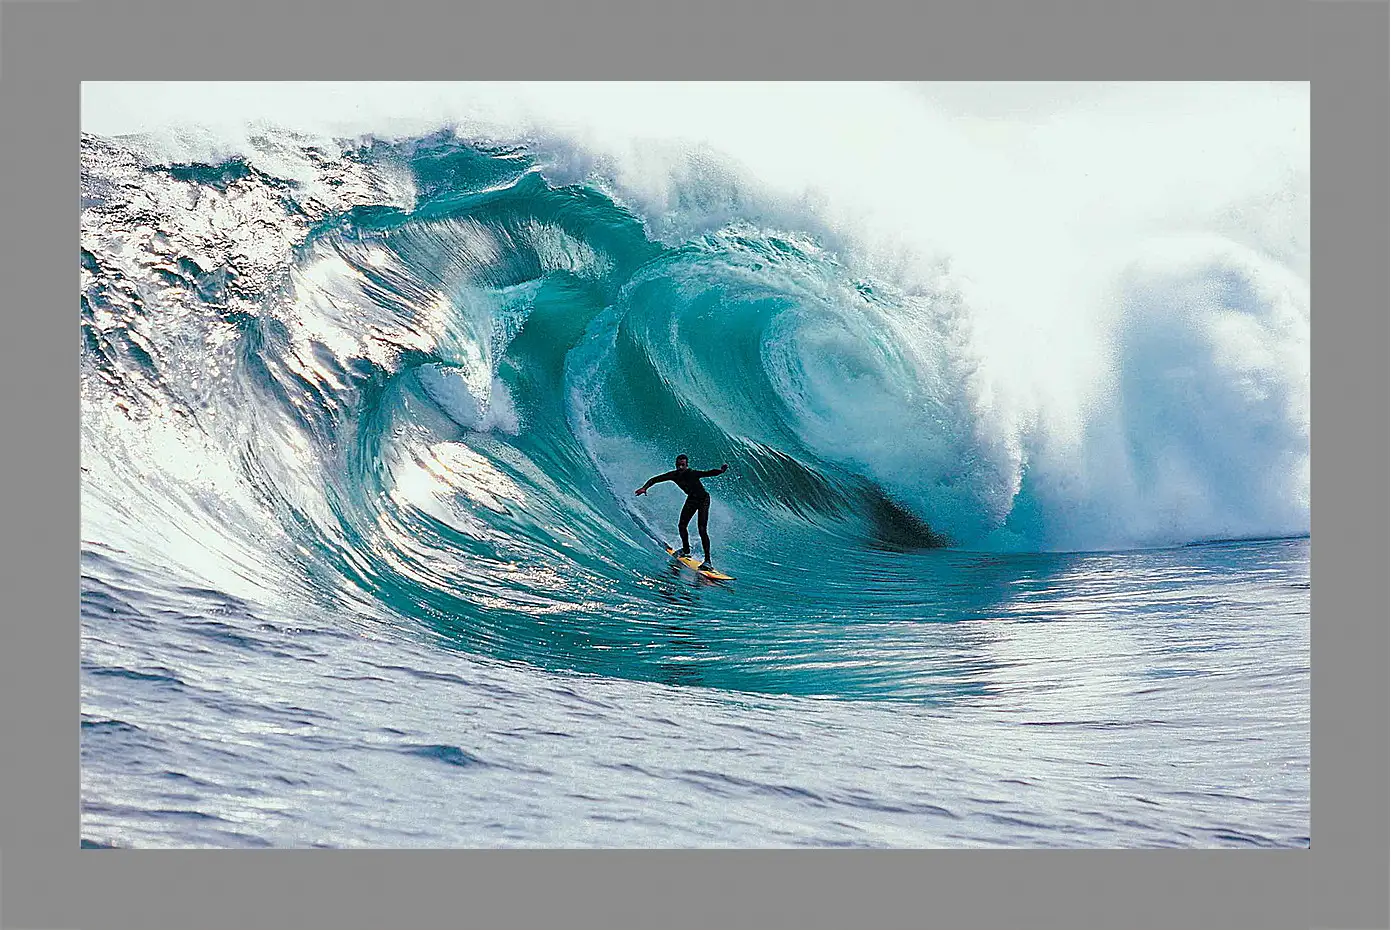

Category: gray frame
[3, 0, 1385, 928]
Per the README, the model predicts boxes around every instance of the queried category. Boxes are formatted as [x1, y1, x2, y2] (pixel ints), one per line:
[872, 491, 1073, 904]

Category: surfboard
[665, 547, 735, 581]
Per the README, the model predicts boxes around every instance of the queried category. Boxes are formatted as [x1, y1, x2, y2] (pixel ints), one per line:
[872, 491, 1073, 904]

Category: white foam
[417, 364, 520, 436]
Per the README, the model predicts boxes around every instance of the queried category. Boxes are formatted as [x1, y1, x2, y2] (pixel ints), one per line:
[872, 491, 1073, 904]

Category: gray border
[2, 0, 1384, 927]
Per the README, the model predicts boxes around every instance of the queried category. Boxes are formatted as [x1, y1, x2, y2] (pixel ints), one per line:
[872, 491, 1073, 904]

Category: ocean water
[80, 97, 1310, 848]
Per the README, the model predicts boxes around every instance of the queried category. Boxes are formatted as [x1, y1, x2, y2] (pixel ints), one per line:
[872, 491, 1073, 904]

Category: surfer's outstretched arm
[634, 471, 677, 495]
[695, 464, 729, 478]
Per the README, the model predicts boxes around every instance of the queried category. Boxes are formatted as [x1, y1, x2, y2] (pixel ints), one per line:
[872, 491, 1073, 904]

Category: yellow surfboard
[665, 547, 735, 581]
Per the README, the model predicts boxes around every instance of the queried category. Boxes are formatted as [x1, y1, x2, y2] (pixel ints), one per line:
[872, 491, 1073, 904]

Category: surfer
[635, 454, 729, 570]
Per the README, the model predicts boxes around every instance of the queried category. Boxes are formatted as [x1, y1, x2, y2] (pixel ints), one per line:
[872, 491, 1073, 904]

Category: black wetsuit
[643, 466, 725, 560]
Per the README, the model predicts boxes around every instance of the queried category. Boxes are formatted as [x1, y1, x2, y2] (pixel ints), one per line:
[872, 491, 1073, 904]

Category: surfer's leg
[697, 495, 712, 562]
[677, 498, 698, 555]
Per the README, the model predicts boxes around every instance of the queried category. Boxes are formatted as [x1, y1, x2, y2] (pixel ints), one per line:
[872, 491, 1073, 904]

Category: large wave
[80, 86, 1308, 687]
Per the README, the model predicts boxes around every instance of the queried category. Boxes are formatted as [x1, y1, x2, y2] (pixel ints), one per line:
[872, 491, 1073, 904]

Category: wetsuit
[641, 466, 726, 560]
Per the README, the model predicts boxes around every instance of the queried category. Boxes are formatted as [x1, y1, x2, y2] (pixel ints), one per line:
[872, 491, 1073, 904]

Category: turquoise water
[80, 130, 1309, 847]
